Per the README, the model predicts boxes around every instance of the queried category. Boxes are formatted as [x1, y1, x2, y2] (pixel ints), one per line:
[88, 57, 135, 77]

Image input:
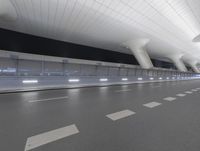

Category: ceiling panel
[0, 0, 200, 62]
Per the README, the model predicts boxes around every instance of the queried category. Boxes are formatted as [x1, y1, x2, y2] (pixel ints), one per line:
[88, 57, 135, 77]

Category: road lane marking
[163, 97, 176, 101]
[176, 94, 186, 97]
[143, 102, 161, 108]
[24, 124, 79, 151]
[185, 91, 192, 94]
[191, 89, 198, 92]
[29, 96, 68, 103]
[115, 89, 132, 92]
[106, 110, 135, 121]
[151, 86, 161, 88]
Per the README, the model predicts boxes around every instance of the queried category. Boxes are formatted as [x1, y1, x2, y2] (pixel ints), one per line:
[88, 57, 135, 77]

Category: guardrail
[0, 50, 199, 93]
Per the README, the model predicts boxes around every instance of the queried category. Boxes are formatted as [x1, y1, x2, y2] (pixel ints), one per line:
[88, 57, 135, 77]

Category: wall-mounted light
[100, 78, 108, 82]
[159, 77, 162, 80]
[68, 79, 80, 82]
[122, 78, 128, 81]
[22, 80, 38, 84]
[166, 77, 169, 80]
[138, 77, 143, 80]
[149, 77, 154, 80]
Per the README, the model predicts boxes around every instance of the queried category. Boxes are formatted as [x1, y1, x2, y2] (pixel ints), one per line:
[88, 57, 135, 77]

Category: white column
[182, 55, 200, 73]
[0, 0, 17, 21]
[124, 39, 153, 69]
[186, 61, 200, 73]
[191, 65, 200, 73]
[169, 55, 187, 72]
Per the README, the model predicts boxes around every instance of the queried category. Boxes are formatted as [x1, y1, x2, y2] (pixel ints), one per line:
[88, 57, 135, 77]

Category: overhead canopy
[0, 0, 200, 68]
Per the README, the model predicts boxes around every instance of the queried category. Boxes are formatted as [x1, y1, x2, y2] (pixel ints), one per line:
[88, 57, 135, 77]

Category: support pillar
[169, 55, 187, 72]
[186, 61, 200, 73]
[124, 39, 153, 69]
[182, 55, 200, 73]
[0, 0, 17, 21]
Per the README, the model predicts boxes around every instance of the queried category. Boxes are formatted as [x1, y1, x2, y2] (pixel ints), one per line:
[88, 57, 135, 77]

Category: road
[0, 80, 200, 151]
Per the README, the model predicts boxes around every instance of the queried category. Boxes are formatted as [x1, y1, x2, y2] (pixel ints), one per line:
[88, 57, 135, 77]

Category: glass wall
[0, 57, 195, 78]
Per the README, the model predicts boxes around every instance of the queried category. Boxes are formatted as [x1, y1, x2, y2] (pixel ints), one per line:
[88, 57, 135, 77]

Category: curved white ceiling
[1, 0, 200, 63]
[0, 0, 17, 21]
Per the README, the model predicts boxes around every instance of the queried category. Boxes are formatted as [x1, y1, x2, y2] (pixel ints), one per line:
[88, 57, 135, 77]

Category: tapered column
[186, 61, 200, 73]
[124, 39, 153, 69]
[191, 64, 200, 73]
[0, 0, 17, 21]
[182, 55, 200, 73]
[169, 55, 187, 72]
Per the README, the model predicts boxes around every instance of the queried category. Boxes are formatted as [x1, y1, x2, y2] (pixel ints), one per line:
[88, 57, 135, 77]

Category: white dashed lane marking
[143, 102, 161, 108]
[24, 124, 79, 151]
[151, 86, 161, 88]
[163, 97, 176, 101]
[185, 91, 192, 94]
[191, 89, 198, 92]
[106, 110, 135, 121]
[115, 89, 132, 92]
[176, 94, 186, 97]
[29, 96, 68, 103]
